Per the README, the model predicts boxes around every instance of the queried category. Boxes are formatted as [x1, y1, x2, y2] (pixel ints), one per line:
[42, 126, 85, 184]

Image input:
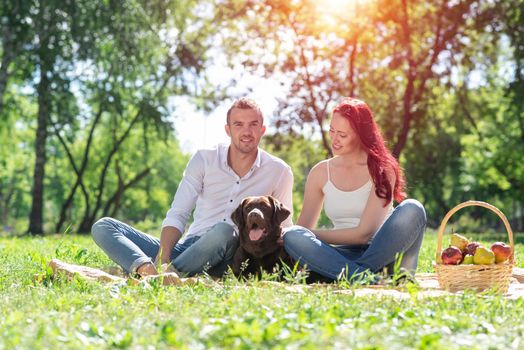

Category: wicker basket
[434, 201, 515, 293]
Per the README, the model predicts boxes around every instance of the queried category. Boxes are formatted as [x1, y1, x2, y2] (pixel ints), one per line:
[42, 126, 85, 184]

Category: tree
[213, 0, 518, 225]
[48, 0, 220, 233]
[216, 0, 497, 160]
[28, 0, 67, 234]
[0, 1, 33, 117]
[1, 0, 227, 234]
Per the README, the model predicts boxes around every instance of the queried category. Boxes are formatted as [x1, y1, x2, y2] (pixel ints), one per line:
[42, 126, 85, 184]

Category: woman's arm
[296, 161, 327, 229]
[313, 168, 396, 245]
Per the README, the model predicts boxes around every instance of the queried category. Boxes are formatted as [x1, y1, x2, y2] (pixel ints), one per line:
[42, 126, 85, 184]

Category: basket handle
[436, 200, 514, 262]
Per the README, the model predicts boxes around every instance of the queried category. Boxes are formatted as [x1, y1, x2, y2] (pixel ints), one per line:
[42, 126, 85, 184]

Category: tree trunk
[54, 106, 103, 233]
[346, 33, 359, 98]
[392, 73, 415, 159]
[391, 0, 414, 159]
[77, 167, 151, 233]
[104, 167, 151, 218]
[28, 65, 50, 235]
[0, 177, 15, 226]
[78, 111, 143, 232]
[78, 78, 170, 232]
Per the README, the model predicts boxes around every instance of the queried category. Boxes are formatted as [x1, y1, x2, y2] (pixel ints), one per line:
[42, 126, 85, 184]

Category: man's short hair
[226, 97, 264, 124]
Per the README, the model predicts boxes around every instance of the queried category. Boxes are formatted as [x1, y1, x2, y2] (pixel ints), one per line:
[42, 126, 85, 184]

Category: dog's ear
[231, 198, 247, 229]
[268, 196, 291, 225]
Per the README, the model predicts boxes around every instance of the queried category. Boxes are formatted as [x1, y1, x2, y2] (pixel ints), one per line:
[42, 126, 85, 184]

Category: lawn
[1, 230, 524, 349]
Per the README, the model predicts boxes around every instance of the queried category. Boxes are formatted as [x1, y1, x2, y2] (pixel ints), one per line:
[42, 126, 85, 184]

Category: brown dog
[231, 195, 291, 277]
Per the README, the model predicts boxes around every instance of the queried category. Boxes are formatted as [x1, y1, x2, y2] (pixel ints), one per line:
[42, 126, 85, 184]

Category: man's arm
[156, 152, 205, 266]
[138, 226, 182, 276]
[162, 152, 204, 230]
[158, 226, 182, 264]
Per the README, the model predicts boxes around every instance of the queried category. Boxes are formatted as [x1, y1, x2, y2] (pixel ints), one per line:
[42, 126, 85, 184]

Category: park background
[3, 1, 524, 348]
[1, 0, 523, 236]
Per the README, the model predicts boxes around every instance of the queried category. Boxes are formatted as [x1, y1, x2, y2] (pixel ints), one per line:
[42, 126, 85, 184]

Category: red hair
[333, 98, 406, 205]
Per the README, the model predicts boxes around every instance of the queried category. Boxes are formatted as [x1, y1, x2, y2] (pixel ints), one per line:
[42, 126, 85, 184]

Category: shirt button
[236, 181, 239, 184]
[223, 219, 226, 222]
[230, 200, 233, 202]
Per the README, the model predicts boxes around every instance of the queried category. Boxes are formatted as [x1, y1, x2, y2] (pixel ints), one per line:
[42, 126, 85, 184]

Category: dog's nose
[248, 208, 264, 219]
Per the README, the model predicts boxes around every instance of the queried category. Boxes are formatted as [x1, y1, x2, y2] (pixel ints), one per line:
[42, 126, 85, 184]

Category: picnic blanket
[47, 259, 524, 299]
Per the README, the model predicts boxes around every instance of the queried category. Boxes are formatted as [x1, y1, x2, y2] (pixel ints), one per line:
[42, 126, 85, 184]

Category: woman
[284, 98, 426, 282]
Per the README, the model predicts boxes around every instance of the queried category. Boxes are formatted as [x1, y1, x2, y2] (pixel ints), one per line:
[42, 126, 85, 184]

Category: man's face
[225, 108, 266, 155]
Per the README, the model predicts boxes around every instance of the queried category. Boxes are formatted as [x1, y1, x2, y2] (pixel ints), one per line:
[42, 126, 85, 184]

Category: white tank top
[322, 161, 372, 229]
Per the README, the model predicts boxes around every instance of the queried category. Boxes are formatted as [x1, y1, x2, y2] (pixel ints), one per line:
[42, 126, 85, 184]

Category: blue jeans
[283, 199, 427, 281]
[91, 218, 238, 277]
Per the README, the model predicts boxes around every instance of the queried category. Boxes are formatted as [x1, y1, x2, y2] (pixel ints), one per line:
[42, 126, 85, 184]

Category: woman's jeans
[283, 199, 427, 281]
[91, 218, 238, 277]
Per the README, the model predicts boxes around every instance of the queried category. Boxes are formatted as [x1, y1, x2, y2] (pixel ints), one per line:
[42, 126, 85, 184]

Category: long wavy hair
[332, 98, 406, 205]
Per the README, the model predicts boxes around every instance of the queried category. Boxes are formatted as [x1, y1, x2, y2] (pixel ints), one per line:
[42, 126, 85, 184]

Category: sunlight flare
[311, 0, 373, 34]
[314, 0, 369, 15]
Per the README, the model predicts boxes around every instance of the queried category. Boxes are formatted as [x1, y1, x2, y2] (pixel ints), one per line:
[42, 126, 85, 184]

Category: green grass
[1, 231, 524, 349]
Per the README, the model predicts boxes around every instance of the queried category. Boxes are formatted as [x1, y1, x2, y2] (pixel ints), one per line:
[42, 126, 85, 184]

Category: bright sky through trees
[173, 74, 285, 153]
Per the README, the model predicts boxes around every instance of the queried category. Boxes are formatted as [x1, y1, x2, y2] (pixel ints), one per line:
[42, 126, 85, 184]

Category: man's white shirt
[161, 143, 294, 242]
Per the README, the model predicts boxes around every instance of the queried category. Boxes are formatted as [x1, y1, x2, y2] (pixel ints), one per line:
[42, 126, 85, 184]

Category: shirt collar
[253, 148, 262, 169]
[219, 143, 229, 168]
[219, 143, 262, 172]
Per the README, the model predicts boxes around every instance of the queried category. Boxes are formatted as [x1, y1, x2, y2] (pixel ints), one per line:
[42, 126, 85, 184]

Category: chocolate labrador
[231, 195, 291, 278]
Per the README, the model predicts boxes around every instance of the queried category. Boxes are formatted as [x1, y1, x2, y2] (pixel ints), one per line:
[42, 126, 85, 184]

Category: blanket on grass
[46, 258, 524, 299]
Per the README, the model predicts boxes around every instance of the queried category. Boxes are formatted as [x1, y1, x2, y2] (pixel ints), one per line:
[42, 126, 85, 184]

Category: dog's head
[231, 195, 291, 257]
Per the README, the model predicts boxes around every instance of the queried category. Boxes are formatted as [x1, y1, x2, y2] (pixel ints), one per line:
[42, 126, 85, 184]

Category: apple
[441, 246, 463, 265]
[473, 246, 495, 265]
[450, 233, 469, 252]
[464, 242, 482, 256]
[462, 254, 474, 264]
[490, 242, 511, 263]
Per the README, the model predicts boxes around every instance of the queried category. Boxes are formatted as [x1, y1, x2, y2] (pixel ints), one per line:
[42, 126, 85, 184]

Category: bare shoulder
[307, 160, 329, 185]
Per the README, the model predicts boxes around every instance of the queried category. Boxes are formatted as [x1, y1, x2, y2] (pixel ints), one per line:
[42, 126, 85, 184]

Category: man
[91, 97, 294, 279]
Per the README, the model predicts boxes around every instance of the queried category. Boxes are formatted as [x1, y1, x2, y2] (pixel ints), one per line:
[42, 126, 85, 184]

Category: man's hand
[136, 262, 158, 276]
[157, 226, 182, 264]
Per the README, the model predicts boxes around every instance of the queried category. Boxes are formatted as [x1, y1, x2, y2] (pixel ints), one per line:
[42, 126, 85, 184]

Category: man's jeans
[283, 199, 427, 281]
[91, 218, 238, 277]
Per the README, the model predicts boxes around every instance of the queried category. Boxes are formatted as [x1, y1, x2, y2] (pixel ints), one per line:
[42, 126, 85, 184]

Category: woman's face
[329, 112, 360, 156]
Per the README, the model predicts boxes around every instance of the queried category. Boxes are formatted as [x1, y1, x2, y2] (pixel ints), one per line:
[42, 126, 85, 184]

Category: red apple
[490, 242, 511, 263]
[441, 246, 464, 265]
[464, 242, 482, 256]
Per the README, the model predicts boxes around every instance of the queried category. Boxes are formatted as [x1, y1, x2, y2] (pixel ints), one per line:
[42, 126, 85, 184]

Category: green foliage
[402, 88, 465, 226]
[0, 96, 35, 230]
[0, 0, 218, 233]
[215, 0, 524, 229]
[1, 0, 524, 233]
